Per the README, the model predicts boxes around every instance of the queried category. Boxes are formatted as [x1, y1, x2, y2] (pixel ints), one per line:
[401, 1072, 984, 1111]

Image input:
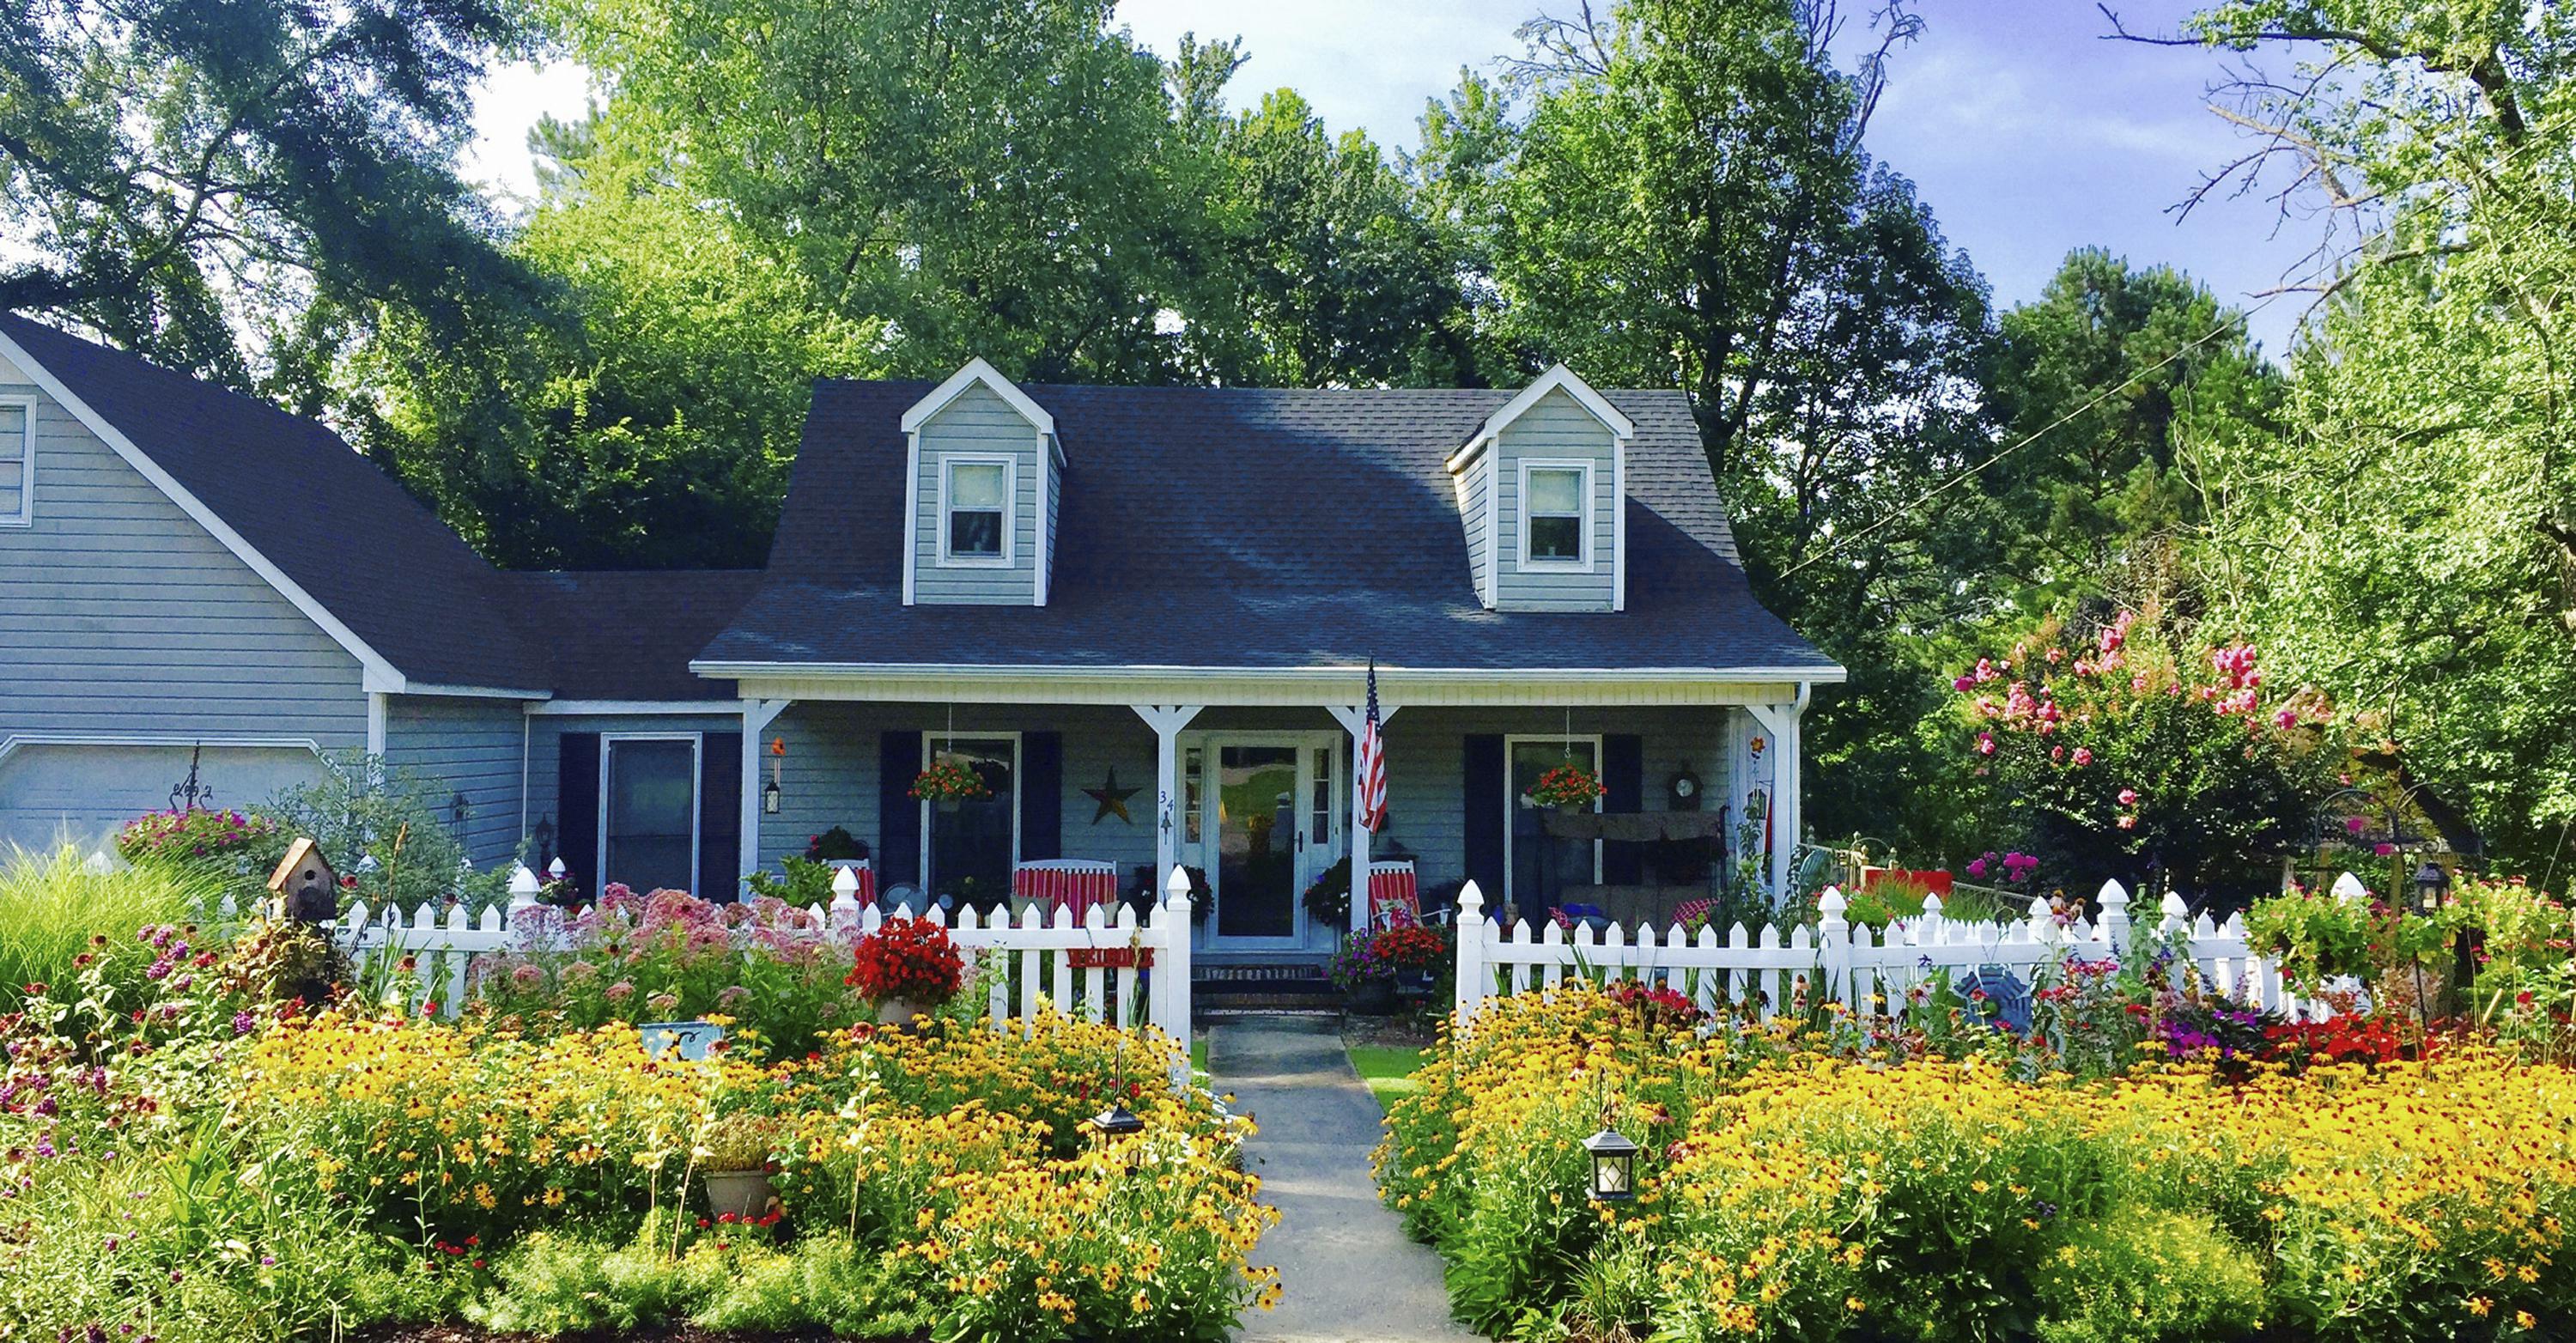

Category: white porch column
[1131, 705, 1204, 894]
[1745, 685, 1810, 899]
[1326, 702, 1399, 928]
[739, 698, 792, 895]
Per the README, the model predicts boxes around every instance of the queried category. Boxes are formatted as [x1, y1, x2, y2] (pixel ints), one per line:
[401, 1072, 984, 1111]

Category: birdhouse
[266, 837, 340, 925]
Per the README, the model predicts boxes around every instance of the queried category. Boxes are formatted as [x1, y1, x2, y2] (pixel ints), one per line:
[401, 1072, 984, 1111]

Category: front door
[1201, 734, 1339, 949]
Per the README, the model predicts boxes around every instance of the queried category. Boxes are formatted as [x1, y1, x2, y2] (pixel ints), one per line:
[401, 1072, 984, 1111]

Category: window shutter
[1462, 734, 1504, 908]
[1020, 732, 1062, 860]
[555, 732, 600, 902]
[699, 732, 742, 901]
[1602, 734, 1643, 884]
[878, 732, 923, 886]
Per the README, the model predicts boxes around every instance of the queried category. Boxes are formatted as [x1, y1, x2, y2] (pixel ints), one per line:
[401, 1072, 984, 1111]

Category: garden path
[1211, 1015, 1485, 1343]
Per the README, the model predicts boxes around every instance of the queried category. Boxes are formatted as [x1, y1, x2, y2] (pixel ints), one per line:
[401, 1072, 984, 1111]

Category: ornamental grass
[1381, 982, 2576, 1342]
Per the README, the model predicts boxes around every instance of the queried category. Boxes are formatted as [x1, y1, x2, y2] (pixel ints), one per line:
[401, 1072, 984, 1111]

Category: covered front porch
[731, 671, 1814, 964]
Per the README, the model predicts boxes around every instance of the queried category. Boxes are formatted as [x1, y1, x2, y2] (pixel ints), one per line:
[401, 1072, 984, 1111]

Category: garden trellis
[1453, 875, 2355, 1025]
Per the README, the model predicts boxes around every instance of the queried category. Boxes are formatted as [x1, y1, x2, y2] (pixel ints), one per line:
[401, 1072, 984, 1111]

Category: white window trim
[918, 731, 1024, 894]
[0, 394, 33, 527]
[597, 732, 703, 896]
[934, 453, 1017, 568]
[1503, 732, 1605, 909]
[1517, 459, 1595, 572]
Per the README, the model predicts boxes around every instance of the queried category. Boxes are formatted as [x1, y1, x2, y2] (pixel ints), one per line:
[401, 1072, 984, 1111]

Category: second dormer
[1448, 365, 1634, 613]
[902, 359, 1061, 606]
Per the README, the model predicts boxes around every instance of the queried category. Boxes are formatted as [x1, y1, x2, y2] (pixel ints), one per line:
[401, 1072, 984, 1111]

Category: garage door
[0, 743, 328, 854]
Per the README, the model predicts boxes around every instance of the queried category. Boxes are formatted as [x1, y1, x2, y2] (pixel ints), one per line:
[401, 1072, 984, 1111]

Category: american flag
[1357, 663, 1388, 833]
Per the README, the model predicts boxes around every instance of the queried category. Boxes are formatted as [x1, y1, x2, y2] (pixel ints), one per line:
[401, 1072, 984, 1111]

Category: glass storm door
[1213, 744, 1304, 942]
[1509, 738, 1601, 910]
[601, 737, 699, 896]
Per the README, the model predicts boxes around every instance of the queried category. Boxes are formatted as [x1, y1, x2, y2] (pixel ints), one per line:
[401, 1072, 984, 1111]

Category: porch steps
[1194, 962, 1335, 1014]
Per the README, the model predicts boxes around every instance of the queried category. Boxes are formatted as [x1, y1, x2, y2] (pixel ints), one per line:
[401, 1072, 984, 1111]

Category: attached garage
[0, 742, 329, 854]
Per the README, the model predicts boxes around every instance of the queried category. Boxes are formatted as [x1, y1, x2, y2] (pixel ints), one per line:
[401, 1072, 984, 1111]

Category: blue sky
[468, 0, 2324, 352]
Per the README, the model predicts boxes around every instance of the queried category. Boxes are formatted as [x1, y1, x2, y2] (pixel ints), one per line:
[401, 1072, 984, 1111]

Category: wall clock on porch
[1667, 770, 1702, 809]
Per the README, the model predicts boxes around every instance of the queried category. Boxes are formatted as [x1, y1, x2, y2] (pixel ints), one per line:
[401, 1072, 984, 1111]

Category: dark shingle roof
[506, 570, 762, 701]
[702, 380, 1838, 675]
[1, 312, 554, 691]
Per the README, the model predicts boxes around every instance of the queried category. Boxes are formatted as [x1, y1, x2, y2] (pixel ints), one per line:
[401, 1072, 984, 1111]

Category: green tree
[2140, 1, 2576, 866]
[1182, 88, 1478, 387]
[0, 0, 546, 384]
[1984, 249, 2282, 606]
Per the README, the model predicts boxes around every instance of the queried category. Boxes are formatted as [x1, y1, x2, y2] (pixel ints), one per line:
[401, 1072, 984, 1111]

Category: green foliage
[259, 753, 512, 913]
[0, 847, 219, 1011]
[0, 0, 547, 384]
[2030, 1210, 2266, 1343]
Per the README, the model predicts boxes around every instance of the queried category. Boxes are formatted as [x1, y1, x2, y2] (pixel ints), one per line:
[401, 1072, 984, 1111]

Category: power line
[1777, 289, 2283, 580]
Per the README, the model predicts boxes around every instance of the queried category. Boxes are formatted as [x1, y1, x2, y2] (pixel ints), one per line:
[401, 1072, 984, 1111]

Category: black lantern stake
[1088, 1103, 1146, 1168]
[1583, 1127, 1640, 1202]
[2411, 860, 2452, 1029]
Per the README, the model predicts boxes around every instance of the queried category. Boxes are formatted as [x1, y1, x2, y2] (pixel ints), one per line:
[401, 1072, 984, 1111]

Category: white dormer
[901, 358, 1062, 606]
[1446, 365, 1633, 612]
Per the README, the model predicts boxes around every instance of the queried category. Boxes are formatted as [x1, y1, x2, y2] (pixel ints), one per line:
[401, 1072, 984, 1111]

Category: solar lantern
[2413, 860, 2451, 915]
[1583, 1127, 1640, 1202]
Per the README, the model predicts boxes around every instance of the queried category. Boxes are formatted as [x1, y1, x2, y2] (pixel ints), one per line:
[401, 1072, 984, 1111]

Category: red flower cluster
[2261, 1015, 2422, 1069]
[845, 919, 963, 1005]
[1368, 922, 1449, 976]
[1524, 764, 1606, 809]
[1607, 980, 1704, 1026]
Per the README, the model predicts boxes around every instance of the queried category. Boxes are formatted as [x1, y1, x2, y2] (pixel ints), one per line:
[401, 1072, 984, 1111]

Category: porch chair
[1012, 859, 1121, 924]
[1367, 860, 1438, 928]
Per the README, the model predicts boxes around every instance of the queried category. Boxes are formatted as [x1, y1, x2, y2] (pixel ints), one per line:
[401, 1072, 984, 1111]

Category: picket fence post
[1454, 880, 1488, 1026]
[507, 865, 540, 915]
[1817, 886, 1850, 1007]
[1161, 865, 1194, 1085]
[2097, 879, 2130, 958]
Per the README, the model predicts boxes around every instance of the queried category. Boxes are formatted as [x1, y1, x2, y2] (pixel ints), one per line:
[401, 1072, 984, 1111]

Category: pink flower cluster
[1965, 850, 2039, 884]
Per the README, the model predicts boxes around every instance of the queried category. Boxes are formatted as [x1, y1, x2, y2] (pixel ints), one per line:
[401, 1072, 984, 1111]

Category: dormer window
[1522, 461, 1590, 567]
[939, 455, 1012, 563]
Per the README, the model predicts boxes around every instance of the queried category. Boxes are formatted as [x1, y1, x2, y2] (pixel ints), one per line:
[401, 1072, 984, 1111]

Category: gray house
[0, 318, 1840, 963]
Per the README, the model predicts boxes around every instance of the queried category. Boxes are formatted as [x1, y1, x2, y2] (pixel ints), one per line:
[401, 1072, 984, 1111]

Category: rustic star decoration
[1084, 769, 1141, 824]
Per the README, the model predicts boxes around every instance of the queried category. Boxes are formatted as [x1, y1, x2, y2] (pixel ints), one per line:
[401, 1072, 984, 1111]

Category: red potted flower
[1524, 763, 1606, 811]
[846, 919, 964, 1026]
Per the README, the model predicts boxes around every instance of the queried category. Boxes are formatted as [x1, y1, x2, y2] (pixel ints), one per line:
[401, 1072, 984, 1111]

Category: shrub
[2030, 1210, 2266, 1343]
[260, 752, 510, 912]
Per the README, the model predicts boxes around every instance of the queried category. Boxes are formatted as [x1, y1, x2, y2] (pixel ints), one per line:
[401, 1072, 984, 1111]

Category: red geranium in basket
[845, 919, 964, 1006]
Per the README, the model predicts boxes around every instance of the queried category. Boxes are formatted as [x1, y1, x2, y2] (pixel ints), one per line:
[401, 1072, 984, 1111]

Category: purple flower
[231, 1011, 258, 1036]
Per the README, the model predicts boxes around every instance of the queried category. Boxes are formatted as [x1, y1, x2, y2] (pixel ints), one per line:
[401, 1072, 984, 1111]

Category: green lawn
[1345, 1041, 1433, 1108]
[1191, 1038, 1209, 1077]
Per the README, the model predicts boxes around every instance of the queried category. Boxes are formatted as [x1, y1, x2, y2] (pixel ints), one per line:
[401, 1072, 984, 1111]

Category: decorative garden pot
[1347, 977, 1399, 1016]
[875, 995, 929, 1027]
[702, 1170, 774, 1221]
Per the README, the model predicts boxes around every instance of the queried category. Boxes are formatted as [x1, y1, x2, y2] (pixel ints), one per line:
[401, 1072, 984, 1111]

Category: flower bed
[1380, 983, 2576, 1341]
[1, 893, 1277, 1341]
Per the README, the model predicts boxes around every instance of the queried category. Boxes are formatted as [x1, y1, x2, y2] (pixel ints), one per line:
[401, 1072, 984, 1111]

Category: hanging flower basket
[909, 760, 991, 808]
[1524, 764, 1606, 811]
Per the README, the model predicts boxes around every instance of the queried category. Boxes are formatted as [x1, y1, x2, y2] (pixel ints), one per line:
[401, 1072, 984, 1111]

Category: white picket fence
[220, 864, 1195, 1053]
[1454, 874, 2363, 1025]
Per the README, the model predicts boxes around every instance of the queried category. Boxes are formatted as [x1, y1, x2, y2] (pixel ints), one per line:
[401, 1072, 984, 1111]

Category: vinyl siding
[911, 384, 1042, 605]
[381, 695, 528, 866]
[1492, 388, 1621, 612]
[1043, 450, 1061, 602]
[0, 381, 368, 745]
[1455, 454, 1493, 606]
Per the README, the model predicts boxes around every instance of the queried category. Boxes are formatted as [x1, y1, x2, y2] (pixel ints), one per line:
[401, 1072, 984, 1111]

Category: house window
[921, 734, 1018, 910]
[939, 457, 1012, 562]
[0, 398, 30, 526]
[598, 735, 701, 896]
[1504, 735, 1603, 909]
[1521, 461, 1589, 565]
[1182, 745, 1205, 845]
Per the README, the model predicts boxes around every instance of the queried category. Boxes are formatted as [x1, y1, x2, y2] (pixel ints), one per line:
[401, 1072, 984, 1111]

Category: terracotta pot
[702, 1170, 774, 1221]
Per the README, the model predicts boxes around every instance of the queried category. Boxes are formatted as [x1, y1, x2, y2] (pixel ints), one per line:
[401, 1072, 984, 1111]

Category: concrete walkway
[1210, 1015, 1484, 1343]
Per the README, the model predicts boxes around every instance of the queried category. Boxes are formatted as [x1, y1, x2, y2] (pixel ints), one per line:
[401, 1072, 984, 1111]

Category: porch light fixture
[762, 778, 782, 815]
[1582, 1127, 1639, 1202]
[765, 738, 785, 813]
[2414, 860, 2451, 915]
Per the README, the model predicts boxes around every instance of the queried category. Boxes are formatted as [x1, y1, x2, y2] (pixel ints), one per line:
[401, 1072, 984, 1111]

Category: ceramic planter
[875, 995, 927, 1027]
[702, 1170, 774, 1221]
